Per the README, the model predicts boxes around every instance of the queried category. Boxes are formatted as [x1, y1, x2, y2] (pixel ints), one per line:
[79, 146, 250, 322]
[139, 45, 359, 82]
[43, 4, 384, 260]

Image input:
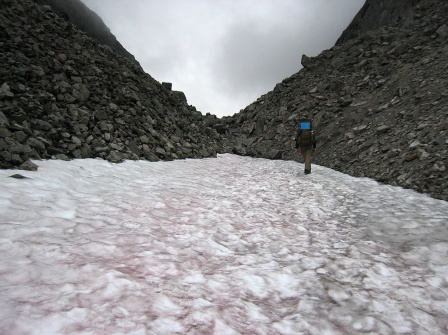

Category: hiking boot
[304, 169, 311, 175]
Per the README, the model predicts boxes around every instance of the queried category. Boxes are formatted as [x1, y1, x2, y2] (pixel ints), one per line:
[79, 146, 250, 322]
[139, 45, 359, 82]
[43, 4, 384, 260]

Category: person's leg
[304, 148, 312, 174]
[301, 149, 307, 169]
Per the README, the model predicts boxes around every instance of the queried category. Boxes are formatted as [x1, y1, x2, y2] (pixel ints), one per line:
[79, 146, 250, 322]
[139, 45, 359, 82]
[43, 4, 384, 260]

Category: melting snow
[0, 154, 447, 334]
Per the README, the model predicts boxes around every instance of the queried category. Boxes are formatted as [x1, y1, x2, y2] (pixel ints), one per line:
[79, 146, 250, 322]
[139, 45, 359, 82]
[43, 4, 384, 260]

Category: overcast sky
[80, 0, 363, 118]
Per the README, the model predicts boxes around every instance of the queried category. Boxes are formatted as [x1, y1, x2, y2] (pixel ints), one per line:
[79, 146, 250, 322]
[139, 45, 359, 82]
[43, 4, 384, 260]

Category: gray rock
[301, 54, 313, 68]
[409, 140, 421, 149]
[1, 151, 12, 163]
[155, 147, 166, 156]
[0, 112, 10, 126]
[107, 151, 123, 163]
[27, 138, 46, 151]
[172, 91, 187, 103]
[33, 120, 52, 131]
[376, 125, 390, 135]
[72, 84, 90, 102]
[353, 125, 368, 135]
[0, 127, 12, 137]
[433, 137, 445, 146]
[417, 148, 429, 160]
[94, 110, 109, 121]
[54, 154, 70, 161]
[128, 141, 142, 156]
[19, 161, 38, 171]
[71, 136, 82, 146]
[139, 135, 150, 144]
[9, 174, 30, 179]
[436, 24, 448, 38]
[13, 131, 28, 142]
[0, 83, 14, 99]
[345, 132, 355, 140]
[162, 82, 172, 90]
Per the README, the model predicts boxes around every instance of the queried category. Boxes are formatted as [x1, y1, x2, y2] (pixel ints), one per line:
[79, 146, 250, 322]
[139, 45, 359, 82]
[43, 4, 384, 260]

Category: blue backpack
[296, 118, 314, 147]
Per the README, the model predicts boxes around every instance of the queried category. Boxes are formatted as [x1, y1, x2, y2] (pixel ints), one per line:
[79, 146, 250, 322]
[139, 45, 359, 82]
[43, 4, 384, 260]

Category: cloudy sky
[80, 0, 363, 118]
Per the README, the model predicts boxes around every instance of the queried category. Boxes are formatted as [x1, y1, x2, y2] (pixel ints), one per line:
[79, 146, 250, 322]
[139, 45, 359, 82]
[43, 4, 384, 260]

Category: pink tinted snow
[0, 155, 447, 335]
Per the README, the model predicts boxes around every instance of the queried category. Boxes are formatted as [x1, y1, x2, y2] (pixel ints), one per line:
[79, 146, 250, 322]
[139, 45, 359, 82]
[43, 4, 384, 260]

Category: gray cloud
[81, 0, 363, 117]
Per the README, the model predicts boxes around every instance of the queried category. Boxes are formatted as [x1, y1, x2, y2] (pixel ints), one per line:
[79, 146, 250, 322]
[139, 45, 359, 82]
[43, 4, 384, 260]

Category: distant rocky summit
[35, 0, 138, 65]
[336, 0, 423, 45]
[1, 0, 447, 201]
[222, 0, 448, 201]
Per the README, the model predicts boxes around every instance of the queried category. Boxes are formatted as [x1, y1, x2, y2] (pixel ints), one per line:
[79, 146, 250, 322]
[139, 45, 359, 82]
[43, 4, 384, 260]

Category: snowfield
[0, 154, 447, 334]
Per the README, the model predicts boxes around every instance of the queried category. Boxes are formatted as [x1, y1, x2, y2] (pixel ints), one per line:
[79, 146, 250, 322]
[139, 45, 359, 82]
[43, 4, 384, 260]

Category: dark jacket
[295, 130, 316, 149]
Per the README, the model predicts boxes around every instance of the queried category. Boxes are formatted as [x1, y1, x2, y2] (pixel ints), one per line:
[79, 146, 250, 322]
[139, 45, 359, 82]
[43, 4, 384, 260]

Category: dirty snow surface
[0, 154, 447, 335]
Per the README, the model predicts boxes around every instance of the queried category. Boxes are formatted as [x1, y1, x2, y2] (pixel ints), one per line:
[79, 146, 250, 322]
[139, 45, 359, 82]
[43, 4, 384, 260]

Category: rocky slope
[0, 0, 224, 169]
[222, 0, 448, 201]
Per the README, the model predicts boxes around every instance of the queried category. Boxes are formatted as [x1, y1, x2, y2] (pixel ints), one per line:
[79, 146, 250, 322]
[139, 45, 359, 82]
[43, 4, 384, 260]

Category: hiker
[295, 118, 317, 174]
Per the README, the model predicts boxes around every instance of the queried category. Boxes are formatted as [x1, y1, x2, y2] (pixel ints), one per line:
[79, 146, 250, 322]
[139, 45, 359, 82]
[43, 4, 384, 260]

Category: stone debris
[0, 0, 224, 170]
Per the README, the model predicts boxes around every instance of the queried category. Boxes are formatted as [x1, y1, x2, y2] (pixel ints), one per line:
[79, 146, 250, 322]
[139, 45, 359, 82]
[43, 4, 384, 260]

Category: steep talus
[222, 0, 448, 200]
[0, 0, 224, 168]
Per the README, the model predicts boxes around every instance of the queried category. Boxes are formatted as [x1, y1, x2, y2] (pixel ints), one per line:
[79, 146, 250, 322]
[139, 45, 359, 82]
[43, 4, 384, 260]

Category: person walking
[295, 118, 317, 174]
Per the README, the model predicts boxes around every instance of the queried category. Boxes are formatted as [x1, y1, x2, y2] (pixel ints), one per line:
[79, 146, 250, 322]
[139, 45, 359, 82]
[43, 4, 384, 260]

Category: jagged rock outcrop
[162, 82, 188, 104]
[35, 0, 139, 65]
[336, 0, 423, 45]
[223, 0, 448, 201]
[0, 0, 224, 168]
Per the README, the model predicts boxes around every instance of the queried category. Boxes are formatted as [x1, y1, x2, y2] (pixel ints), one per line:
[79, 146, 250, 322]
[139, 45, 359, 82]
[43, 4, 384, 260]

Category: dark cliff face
[35, 0, 139, 66]
[336, 0, 423, 45]
[221, 0, 448, 201]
